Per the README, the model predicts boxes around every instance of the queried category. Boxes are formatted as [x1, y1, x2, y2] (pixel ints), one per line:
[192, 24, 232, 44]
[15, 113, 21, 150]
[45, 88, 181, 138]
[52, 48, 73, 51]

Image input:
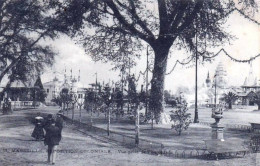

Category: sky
[41, 9, 260, 94]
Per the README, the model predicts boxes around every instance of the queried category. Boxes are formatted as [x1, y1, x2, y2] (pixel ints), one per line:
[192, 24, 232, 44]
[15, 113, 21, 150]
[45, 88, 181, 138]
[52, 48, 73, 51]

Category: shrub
[170, 101, 191, 135]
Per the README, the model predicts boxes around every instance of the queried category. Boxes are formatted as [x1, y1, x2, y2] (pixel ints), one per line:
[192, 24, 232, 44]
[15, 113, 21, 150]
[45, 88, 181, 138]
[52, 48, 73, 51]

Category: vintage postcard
[0, 0, 260, 165]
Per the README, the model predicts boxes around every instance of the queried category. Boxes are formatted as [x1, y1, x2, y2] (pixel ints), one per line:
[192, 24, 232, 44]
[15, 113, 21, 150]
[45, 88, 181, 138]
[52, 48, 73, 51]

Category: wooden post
[107, 107, 110, 136]
[90, 103, 93, 125]
[135, 105, 140, 146]
[151, 111, 154, 129]
[72, 103, 75, 121]
[79, 105, 82, 123]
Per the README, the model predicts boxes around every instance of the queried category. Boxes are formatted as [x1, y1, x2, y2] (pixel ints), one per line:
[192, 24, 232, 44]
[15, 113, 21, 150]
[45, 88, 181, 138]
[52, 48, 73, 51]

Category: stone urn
[212, 112, 223, 125]
[211, 106, 224, 141]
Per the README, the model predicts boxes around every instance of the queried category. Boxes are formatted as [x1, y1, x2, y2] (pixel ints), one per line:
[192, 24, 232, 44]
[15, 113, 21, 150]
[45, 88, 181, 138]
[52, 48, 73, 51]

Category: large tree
[0, 0, 57, 88]
[49, 0, 259, 121]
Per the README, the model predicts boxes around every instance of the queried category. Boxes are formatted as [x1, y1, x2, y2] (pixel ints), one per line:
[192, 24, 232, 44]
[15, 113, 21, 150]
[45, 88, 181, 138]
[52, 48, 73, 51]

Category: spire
[78, 69, 80, 82]
[64, 67, 67, 77]
[206, 71, 211, 88]
[206, 71, 211, 83]
[95, 72, 98, 86]
[70, 69, 72, 79]
[243, 77, 248, 86]
[64, 66, 67, 83]
[247, 60, 255, 86]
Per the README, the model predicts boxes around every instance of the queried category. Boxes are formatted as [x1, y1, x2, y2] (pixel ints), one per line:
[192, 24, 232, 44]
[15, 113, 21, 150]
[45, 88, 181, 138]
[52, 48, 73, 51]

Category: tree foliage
[170, 100, 191, 135]
[49, 0, 259, 121]
[222, 91, 238, 109]
[0, 0, 57, 88]
[32, 76, 47, 103]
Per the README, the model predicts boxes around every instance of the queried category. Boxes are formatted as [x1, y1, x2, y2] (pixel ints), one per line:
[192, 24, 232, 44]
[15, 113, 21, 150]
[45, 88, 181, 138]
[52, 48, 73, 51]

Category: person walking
[44, 118, 61, 165]
[31, 113, 44, 140]
[44, 114, 53, 130]
[55, 113, 63, 131]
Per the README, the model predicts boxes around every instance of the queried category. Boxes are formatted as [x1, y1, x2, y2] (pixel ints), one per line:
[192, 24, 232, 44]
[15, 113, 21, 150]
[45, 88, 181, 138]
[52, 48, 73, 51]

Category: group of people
[31, 113, 63, 165]
[2, 97, 12, 115]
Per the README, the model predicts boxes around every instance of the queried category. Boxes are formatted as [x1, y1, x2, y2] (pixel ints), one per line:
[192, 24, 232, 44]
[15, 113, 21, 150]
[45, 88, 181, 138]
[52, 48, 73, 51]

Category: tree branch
[104, 0, 154, 44]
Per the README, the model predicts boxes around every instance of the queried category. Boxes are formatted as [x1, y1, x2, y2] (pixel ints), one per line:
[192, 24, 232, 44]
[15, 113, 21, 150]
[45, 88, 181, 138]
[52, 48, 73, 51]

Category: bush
[170, 101, 191, 135]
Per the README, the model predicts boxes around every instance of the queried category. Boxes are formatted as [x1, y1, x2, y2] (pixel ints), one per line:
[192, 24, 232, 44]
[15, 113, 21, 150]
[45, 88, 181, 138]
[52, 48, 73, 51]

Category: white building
[186, 62, 229, 106]
[43, 69, 88, 105]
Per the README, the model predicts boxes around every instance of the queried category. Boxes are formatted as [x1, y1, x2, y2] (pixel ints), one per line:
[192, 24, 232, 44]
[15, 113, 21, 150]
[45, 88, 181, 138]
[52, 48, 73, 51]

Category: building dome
[75, 81, 84, 88]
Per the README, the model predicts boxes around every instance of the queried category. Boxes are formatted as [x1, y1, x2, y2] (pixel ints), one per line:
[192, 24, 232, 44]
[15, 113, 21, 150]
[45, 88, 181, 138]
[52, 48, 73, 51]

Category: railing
[196, 122, 251, 132]
[0, 101, 36, 111]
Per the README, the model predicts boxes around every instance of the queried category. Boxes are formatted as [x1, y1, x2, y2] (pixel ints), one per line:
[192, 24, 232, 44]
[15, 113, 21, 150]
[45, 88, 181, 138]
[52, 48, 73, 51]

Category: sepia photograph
[0, 0, 260, 165]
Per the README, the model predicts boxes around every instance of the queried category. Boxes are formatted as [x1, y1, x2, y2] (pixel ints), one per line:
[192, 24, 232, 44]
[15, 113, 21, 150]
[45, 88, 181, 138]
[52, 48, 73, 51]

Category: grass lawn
[63, 105, 257, 150]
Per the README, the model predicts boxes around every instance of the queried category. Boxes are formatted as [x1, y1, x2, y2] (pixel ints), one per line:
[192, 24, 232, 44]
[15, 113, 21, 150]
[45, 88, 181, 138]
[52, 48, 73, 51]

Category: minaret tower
[78, 69, 80, 82]
[64, 67, 68, 83]
[206, 71, 211, 88]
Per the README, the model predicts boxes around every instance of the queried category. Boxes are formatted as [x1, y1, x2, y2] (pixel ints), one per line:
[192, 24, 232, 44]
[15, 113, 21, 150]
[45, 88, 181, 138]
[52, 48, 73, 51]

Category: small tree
[70, 93, 78, 121]
[170, 100, 191, 135]
[77, 98, 85, 123]
[222, 92, 238, 109]
[51, 96, 62, 107]
[114, 87, 124, 119]
[85, 89, 96, 124]
[101, 85, 113, 136]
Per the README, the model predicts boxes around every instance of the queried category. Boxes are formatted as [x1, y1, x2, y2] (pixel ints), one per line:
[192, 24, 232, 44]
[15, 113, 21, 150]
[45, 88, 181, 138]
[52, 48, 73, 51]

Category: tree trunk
[72, 104, 75, 121]
[79, 106, 82, 123]
[107, 107, 110, 136]
[90, 104, 93, 125]
[258, 104, 260, 110]
[228, 102, 232, 109]
[149, 45, 170, 122]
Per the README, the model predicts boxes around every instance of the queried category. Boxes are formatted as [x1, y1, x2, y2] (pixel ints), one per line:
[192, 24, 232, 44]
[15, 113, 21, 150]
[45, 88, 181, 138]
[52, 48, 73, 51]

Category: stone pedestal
[211, 123, 225, 141]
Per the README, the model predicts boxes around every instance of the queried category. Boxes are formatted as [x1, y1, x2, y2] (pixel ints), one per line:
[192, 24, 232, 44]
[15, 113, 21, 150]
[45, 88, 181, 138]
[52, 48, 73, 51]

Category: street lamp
[214, 74, 218, 107]
[194, 31, 199, 123]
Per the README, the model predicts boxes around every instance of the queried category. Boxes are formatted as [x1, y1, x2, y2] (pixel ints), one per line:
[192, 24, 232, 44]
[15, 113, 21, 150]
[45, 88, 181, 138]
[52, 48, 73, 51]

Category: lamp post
[146, 45, 149, 118]
[214, 74, 218, 107]
[194, 31, 199, 123]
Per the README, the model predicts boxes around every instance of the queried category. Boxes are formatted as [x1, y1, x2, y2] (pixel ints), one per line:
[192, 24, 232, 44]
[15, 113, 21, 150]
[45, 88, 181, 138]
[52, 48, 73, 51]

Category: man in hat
[44, 118, 61, 165]
[44, 114, 53, 130]
[55, 113, 63, 131]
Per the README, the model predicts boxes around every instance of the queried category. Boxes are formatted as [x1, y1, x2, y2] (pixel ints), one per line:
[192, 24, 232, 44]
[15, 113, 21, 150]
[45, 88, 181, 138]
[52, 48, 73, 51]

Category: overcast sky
[42, 10, 260, 94]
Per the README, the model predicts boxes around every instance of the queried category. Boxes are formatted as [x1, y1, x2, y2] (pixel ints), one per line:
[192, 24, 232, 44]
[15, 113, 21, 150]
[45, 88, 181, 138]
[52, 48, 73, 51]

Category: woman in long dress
[31, 113, 44, 140]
